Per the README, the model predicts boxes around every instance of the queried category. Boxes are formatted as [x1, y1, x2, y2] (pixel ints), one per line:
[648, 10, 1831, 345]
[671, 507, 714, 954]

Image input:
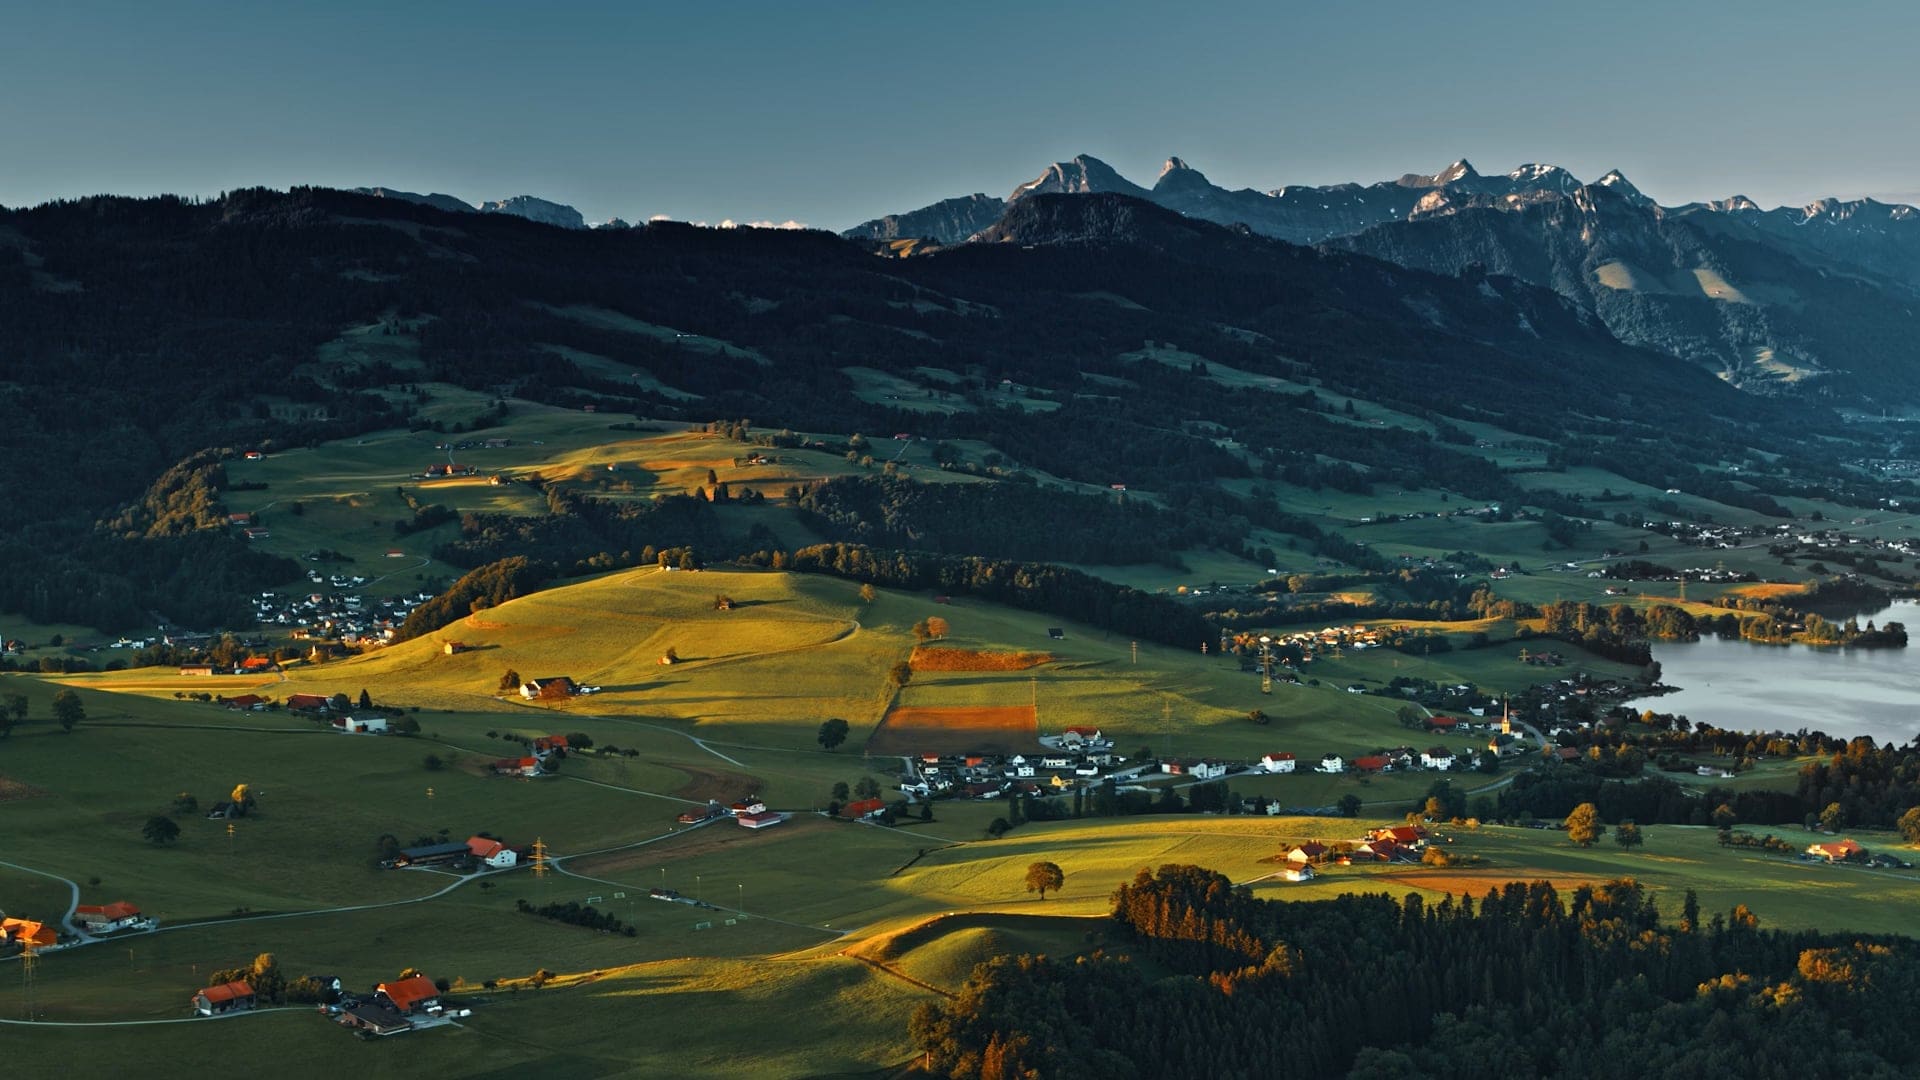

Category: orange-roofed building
[74, 901, 143, 933]
[376, 973, 441, 1015]
[1, 918, 56, 947]
[192, 980, 255, 1015]
[466, 836, 517, 869]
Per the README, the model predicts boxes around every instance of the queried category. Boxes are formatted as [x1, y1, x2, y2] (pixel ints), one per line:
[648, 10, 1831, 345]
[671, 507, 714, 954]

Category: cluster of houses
[491, 734, 574, 778]
[387, 834, 523, 870]
[900, 727, 1130, 800]
[1280, 825, 1435, 881]
[250, 588, 438, 648]
[191, 971, 463, 1036]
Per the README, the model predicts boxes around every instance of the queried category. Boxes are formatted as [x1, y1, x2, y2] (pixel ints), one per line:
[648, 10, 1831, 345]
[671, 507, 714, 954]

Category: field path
[0, 858, 89, 941]
[0, 1007, 310, 1028]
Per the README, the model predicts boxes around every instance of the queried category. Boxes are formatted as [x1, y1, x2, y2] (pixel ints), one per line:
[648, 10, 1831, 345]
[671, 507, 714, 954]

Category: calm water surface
[1643, 600, 1920, 745]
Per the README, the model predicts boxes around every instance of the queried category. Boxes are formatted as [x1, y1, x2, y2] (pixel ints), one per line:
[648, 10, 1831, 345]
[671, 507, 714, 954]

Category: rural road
[0, 858, 89, 942]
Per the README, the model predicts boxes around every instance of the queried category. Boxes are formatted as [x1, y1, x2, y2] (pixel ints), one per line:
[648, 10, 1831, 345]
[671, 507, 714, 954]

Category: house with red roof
[1286, 842, 1330, 865]
[75, 901, 143, 934]
[0, 918, 56, 948]
[285, 693, 330, 712]
[738, 809, 785, 829]
[730, 799, 768, 817]
[1352, 754, 1391, 773]
[1807, 838, 1865, 863]
[193, 980, 256, 1016]
[1281, 864, 1317, 882]
[237, 657, 277, 673]
[1426, 716, 1459, 731]
[531, 735, 570, 758]
[466, 836, 517, 869]
[1370, 825, 1428, 844]
[1259, 752, 1297, 774]
[375, 974, 441, 1015]
[224, 694, 267, 712]
[492, 757, 542, 778]
[840, 798, 886, 820]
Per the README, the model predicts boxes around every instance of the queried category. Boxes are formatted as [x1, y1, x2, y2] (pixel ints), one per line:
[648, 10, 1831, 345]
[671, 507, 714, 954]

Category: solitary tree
[854, 776, 882, 801]
[817, 717, 850, 751]
[1565, 802, 1604, 847]
[1024, 861, 1065, 900]
[1615, 820, 1644, 849]
[1899, 805, 1920, 846]
[911, 620, 932, 642]
[1819, 801, 1846, 833]
[830, 781, 850, 803]
[1337, 794, 1362, 818]
[858, 583, 877, 604]
[925, 616, 949, 640]
[52, 689, 84, 733]
[497, 669, 523, 693]
[888, 661, 913, 689]
[358, 688, 373, 711]
[143, 815, 181, 846]
[172, 792, 199, 816]
[1, 692, 24, 737]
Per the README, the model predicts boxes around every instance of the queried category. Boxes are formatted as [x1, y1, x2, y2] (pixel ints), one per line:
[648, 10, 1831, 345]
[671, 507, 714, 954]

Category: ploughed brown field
[867, 704, 1042, 756]
[907, 647, 1054, 672]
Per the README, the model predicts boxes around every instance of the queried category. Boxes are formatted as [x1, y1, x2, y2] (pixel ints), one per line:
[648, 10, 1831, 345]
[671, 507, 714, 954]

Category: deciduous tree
[52, 689, 84, 732]
[817, 717, 850, 751]
[1565, 802, 1604, 847]
[143, 815, 180, 846]
[1024, 861, 1065, 900]
[1615, 820, 1644, 849]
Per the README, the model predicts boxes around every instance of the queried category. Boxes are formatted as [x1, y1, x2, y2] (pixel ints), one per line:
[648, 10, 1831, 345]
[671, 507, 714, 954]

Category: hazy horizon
[8, 0, 1920, 230]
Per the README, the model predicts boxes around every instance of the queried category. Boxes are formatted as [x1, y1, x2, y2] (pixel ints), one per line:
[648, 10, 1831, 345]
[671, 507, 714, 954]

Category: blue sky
[5, 0, 1919, 228]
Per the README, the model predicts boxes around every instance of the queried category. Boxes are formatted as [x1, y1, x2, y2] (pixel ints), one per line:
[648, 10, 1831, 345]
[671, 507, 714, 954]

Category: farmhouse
[341, 1001, 414, 1035]
[520, 676, 580, 700]
[466, 836, 518, 868]
[74, 901, 143, 934]
[738, 810, 785, 829]
[285, 693, 331, 712]
[1426, 715, 1459, 731]
[730, 799, 768, 817]
[334, 715, 388, 735]
[1286, 842, 1329, 865]
[443, 641, 468, 655]
[1316, 754, 1344, 774]
[1807, 839, 1865, 863]
[192, 980, 256, 1016]
[531, 735, 571, 757]
[1061, 725, 1102, 746]
[376, 974, 441, 1015]
[1188, 761, 1229, 781]
[1259, 752, 1296, 774]
[491, 757, 542, 778]
[1369, 825, 1429, 847]
[224, 694, 267, 712]
[841, 798, 885, 820]
[0, 919, 56, 947]
[1281, 864, 1317, 882]
[1421, 747, 1456, 770]
[1352, 754, 1391, 774]
[237, 657, 277, 674]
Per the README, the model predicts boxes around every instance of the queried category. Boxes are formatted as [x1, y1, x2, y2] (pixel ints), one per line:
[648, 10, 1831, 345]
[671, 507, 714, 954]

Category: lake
[1642, 600, 1920, 746]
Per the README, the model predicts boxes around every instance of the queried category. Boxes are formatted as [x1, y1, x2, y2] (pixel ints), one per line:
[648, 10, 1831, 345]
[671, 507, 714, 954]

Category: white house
[466, 837, 518, 868]
[1040, 755, 1072, 770]
[1074, 763, 1100, 777]
[1316, 754, 1345, 774]
[74, 902, 143, 934]
[1011, 763, 1037, 779]
[1281, 864, 1316, 882]
[1188, 761, 1229, 781]
[339, 716, 388, 735]
[1421, 747, 1456, 771]
[1259, 752, 1297, 774]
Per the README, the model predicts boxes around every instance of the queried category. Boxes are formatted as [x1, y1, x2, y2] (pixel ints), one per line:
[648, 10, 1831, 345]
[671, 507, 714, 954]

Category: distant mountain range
[352, 187, 591, 230]
[844, 154, 1920, 400]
